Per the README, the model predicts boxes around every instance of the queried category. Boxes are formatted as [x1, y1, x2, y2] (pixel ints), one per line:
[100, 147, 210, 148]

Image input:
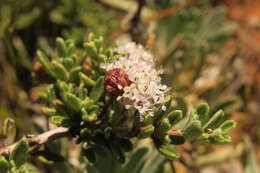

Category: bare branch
[0, 127, 70, 156]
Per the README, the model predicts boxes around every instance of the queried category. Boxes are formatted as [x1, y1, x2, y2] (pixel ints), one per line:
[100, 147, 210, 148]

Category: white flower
[101, 42, 168, 116]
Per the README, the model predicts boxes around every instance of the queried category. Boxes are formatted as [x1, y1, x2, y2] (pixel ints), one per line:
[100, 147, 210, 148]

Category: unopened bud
[104, 68, 132, 96]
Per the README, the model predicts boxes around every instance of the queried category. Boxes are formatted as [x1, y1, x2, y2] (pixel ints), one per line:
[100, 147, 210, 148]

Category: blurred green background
[0, 0, 259, 172]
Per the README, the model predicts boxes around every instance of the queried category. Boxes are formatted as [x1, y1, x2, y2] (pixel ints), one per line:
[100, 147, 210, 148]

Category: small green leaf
[94, 37, 103, 51]
[208, 135, 231, 144]
[124, 147, 150, 173]
[35, 150, 64, 164]
[56, 37, 67, 57]
[157, 118, 171, 136]
[160, 134, 171, 144]
[88, 33, 95, 41]
[90, 76, 104, 102]
[65, 93, 82, 112]
[105, 48, 113, 57]
[82, 113, 98, 122]
[183, 120, 203, 140]
[79, 72, 96, 86]
[84, 42, 97, 58]
[50, 61, 68, 81]
[37, 50, 54, 77]
[154, 96, 172, 123]
[203, 110, 225, 130]
[243, 136, 259, 173]
[97, 54, 107, 62]
[50, 115, 71, 126]
[45, 84, 56, 103]
[167, 110, 182, 125]
[69, 66, 81, 82]
[63, 58, 75, 70]
[42, 107, 56, 116]
[219, 120, 236, 134]
[3, 118, 16, 145]
[140, 151, 166, 173]
[10, 140, 29, 168]
[143, 114, 154, 125]
[57, 81, 69, 101]
[138, 125, 154, 139]
[158, 145, 180, 160]
[196, 103, 209, 125]
[170, 135, 185, 145]
[0, 156, 9, 173]
[80, 128, 91, 137]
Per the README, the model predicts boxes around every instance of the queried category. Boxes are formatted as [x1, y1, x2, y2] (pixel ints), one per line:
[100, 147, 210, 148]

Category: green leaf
[167, 110, 182, 125]
[82, 113, 98, 122]
[84, 42, 97, 58]
[196, 103, 209, 125]
[140, 150, 166, 173]
[219, 120, 236, 134]
[35, 150, 64, 164]
[208, 135, 231, 144]
[42, 107, 56, 116]
[158, 145, 180, 160]
[203, 110, 225, 130]
[105, 48, 113, 58]
[88, 33, 95, 41]
[143, 114, 154, 125]
[3, 118, 16, 145]
[57, 81, 69, 101]
[50, 115, 71, 126]
[56, 37, 67, 57]
[37, 50, 54, 77]
[0, 156, 9, 173]
[63, 58, 75, 70]
[183, 120, 203, 140]
[45, 84, 56, 103]
[170, 135, 185, 145]
[79, 72, 96, 86]
[16, 8, 41, 29]
[69, 66, 81, 82]
[138, 125, 155, 139]
[159, 135, 171, 144]
[65, 93, 82, 112]
[94, 37, 103, 51]
[10, 140, 29, 168]
[124, 147, 150, 173]
[50, 61, 68, 81]
[154, 96, 172, 124]
[157, 118, 171, 136]
[243, 137, 259, 173]
[97, 54, 107, 62]
[90, 76, 104, 102]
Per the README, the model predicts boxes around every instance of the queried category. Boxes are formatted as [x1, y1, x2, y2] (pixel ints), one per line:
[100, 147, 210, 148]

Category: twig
[0, 127, 70, 156]
[128, 0, 146, 43]
[94, 0, 126, 13]
[145, 0, 191, 23]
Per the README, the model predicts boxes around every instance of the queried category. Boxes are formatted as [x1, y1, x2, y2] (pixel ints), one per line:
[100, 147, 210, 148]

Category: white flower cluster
[101, 42, 168, 115]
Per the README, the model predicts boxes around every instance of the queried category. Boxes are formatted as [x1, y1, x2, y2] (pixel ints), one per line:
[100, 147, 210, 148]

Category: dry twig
[0, 127, 70, 156]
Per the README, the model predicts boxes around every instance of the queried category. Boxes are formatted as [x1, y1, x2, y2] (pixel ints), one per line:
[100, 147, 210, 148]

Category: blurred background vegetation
[0, 0, 259, 172]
